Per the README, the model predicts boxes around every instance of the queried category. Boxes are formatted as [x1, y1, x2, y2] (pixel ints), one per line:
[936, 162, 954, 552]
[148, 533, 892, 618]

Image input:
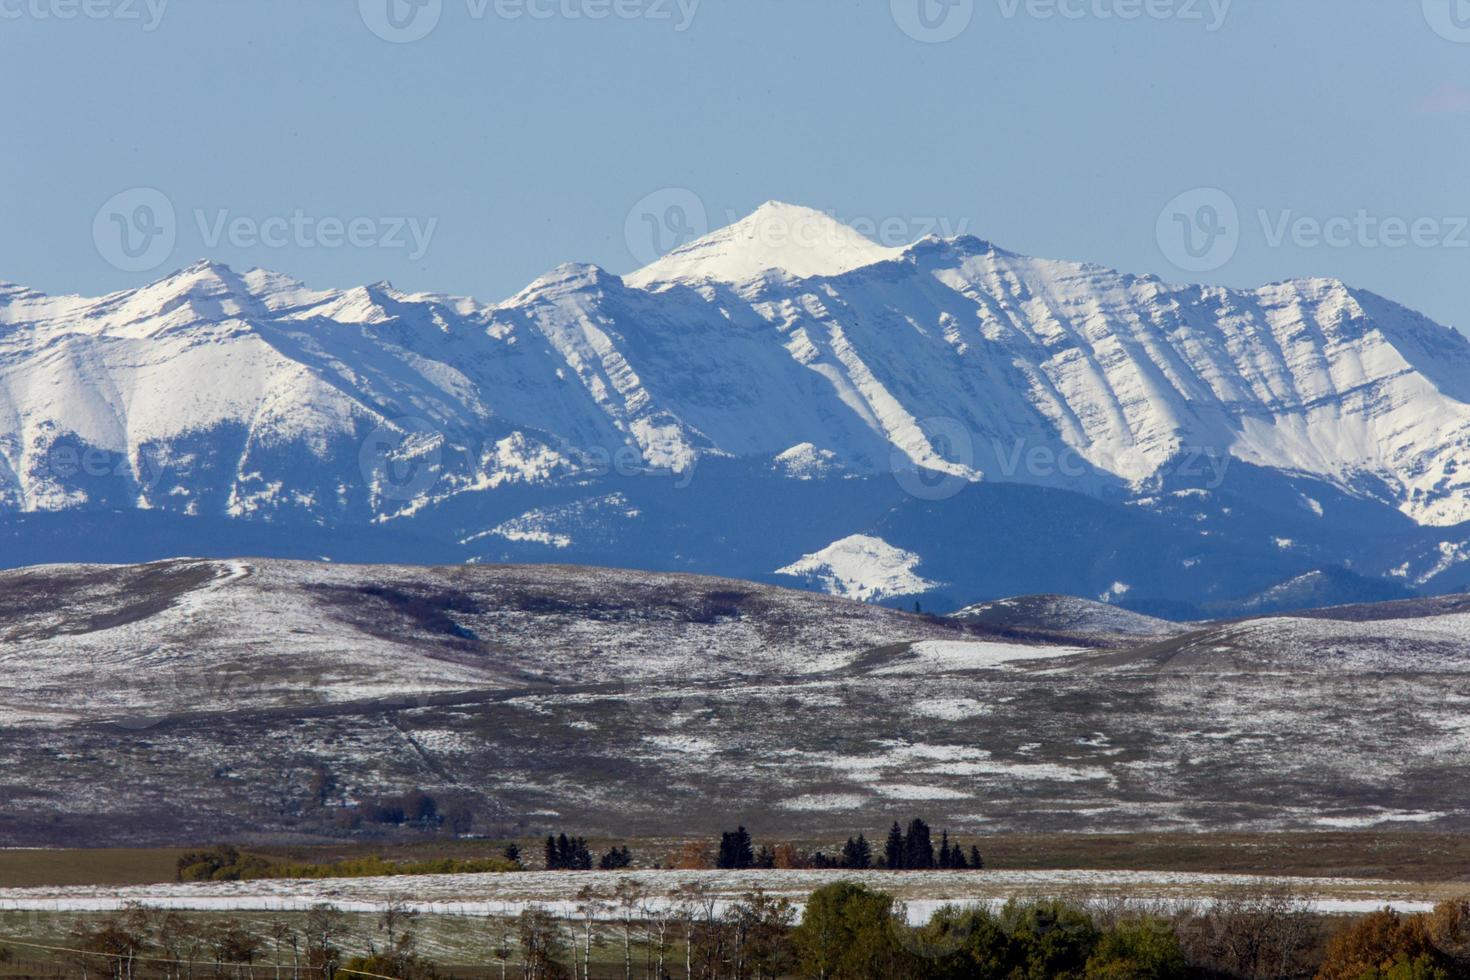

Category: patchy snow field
[0, 869, 1443, 922]
[4, 559, 1470, 845]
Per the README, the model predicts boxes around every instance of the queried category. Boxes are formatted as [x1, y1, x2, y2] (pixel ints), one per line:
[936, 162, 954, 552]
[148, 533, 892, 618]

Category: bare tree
[304, 904, 348, 980]
[612, 879, 644, 980]
[266, 920, 300, 980]
[517, 907, 565, 980]
[573, 885, 609, 980]
[670, 882, 712, 980]
[487, 912, 515, 980]
[157, 912, 208, 980]
[642, 898, 674, 980]
[1179, 886, 1320, 980]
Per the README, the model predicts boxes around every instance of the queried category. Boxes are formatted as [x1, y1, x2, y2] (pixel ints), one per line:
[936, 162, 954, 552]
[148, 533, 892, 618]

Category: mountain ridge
[4, 202, 1470, 609]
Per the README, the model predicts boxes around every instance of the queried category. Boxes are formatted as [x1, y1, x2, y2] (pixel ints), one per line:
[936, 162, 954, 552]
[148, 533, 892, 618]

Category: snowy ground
[0, 869, 1445, 921]
[4, 559, 1470, 845]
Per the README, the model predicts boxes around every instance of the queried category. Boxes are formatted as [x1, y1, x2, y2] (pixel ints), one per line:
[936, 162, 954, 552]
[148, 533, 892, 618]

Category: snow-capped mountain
[4, 202, 1470, 608]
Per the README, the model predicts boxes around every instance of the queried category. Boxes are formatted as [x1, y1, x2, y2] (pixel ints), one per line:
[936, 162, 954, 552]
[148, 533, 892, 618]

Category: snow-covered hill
[3, 557, 1470, 844]
[4, 202, 1470, 604]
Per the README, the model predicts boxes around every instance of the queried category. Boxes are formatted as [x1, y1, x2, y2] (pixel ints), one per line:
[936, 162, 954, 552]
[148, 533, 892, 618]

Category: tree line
[712, 819, 983, 871]
[42, 883, 1470, 979]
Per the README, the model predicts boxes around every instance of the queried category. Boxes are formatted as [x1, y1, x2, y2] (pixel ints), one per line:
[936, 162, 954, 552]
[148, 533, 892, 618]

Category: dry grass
[5, 831, 1470, 889]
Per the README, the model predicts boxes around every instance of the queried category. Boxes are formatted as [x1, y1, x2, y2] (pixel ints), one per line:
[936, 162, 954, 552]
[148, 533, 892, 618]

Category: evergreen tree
[884, 822, 905, 870]
[568, 836, 592, 870]
[938, 830, 952, 869]
[544, 835, 558, 870]
[717, 826, 755, 869]
[904, 818, 934, 870]
[970, 845, 984, 870]
[951, 843, 968, 870]
[840, 835, 873, 870]
[598, 845, 631, 870]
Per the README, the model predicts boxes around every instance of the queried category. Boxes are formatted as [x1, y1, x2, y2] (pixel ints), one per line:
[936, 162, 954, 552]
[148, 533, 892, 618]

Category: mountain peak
[625, 201, 904, 289]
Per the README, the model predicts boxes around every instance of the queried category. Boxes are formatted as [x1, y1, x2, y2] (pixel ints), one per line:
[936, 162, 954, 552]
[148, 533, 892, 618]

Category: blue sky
[2, 0, 1468, 330]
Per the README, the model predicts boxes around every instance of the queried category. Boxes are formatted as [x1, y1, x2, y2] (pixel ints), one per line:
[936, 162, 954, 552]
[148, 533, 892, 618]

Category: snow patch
[777, 534, 937, 602]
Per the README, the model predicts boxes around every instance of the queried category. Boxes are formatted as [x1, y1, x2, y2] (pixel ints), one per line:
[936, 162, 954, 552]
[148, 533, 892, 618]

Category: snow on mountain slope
[776, 534, 938, 601]
[0, 557, 960, 726]
[1110, 608, 1470, 674]
[953, 595, 1180, 642]
[8, 557, 1470, 844]
[624, 202, 902, 288]
[3, 203, 1470, 534]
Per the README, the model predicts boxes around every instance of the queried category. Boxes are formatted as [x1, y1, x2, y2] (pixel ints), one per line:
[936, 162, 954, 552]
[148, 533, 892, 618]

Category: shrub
[266, 856, 519, 879]
[175, 845, 271, 882]
[1317, 908, 1450, 980]
[997, 898, 1101, 980]
[1085, 918, 1189, 980]
[793, 882, 917, 980]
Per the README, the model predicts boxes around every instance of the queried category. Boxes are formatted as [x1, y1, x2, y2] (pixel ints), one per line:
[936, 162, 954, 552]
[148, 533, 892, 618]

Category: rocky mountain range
[4, 202, 1469, 614]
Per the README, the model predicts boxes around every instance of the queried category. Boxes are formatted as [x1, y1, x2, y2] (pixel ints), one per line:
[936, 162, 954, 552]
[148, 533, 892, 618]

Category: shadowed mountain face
[4, 204, 1470, 611]
[1, 558, 1467, 847]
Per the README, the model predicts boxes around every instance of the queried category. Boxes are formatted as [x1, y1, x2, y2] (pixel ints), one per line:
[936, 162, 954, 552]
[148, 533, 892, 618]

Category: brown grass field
[3, 832, 1470, 889]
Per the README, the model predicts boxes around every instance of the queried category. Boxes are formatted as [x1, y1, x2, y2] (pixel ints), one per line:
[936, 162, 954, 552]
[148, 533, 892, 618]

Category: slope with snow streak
[3, 203, 1470, 533]
[0, 557, 962, 726]
[4, 557, 1470, 843]
[953, 595, 1182, 643]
